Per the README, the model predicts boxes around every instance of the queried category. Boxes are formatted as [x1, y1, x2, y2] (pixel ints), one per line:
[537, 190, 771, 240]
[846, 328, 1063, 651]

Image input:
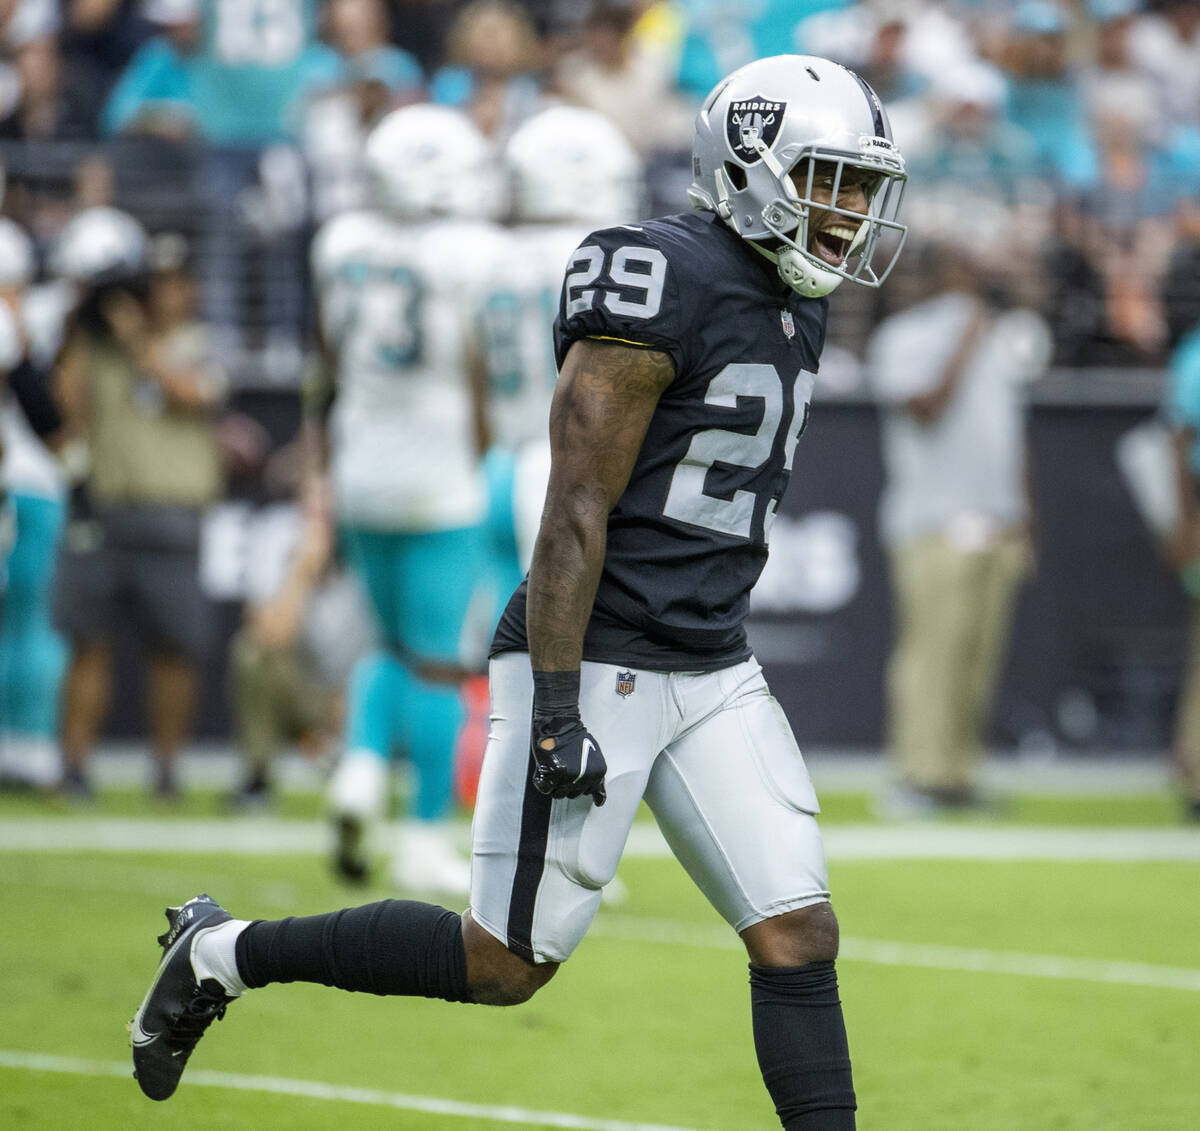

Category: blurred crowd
[1, 0, 1199, 844]
[0, 0, 1195, 369]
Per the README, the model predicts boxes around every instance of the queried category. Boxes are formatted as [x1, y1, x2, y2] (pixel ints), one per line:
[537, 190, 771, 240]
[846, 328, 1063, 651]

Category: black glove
[530, 670, 607, 806]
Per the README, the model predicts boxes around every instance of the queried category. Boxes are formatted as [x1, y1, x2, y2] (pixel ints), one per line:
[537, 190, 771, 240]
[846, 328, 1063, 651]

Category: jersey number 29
[664, 364, 813, 542]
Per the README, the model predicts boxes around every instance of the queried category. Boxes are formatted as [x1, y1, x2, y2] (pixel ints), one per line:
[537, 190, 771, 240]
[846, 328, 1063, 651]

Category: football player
[129, 55, 908, 1129]
[0, 216, 67, 792]
[309, 103, 507, 895]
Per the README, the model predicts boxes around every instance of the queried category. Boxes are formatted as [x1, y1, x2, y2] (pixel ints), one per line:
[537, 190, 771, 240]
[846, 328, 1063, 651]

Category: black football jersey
[491, 210, 827, 671]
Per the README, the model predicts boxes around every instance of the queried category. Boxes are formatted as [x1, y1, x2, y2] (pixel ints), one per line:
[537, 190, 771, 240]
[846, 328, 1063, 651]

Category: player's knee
[471, 960, 555, 1006]
[741, 901, 840, 967]
[462, 911, 558, 1006]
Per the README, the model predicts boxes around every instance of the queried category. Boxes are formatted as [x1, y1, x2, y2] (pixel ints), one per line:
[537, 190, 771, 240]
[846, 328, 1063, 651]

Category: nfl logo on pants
[615, 671, 636, 698]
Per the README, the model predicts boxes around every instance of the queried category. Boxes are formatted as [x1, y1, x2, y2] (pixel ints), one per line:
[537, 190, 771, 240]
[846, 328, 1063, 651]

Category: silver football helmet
[49, 206, 148, 284]
[505, 104, 642, 225]
[0, 216, 35, 288]
[689, 54, 907, 298]
[364, 103, 494, 221]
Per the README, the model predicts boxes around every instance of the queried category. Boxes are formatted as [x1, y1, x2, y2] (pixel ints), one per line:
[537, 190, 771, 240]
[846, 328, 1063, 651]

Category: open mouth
[810, 223, 861, 267]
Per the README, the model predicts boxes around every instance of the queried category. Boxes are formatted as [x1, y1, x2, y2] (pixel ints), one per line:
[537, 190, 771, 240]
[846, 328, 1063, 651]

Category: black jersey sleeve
[8, 358, 62, 438]
[552, 224, 694, 375]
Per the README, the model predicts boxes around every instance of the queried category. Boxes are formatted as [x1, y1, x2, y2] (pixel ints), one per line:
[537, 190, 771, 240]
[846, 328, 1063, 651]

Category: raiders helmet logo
[727, 96, 786, 164]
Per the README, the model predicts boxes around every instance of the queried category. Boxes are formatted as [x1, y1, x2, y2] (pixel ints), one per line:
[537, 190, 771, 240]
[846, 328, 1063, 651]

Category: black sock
[235, 899, 470, 1003]
[749, 961, 856, 1130]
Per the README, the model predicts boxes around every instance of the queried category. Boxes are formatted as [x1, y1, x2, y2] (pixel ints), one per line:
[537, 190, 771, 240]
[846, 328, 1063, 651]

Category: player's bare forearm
[1172, 428, 1199, 527]
[527, 338, 674, 672]
[466, 335, 492, 458]
[300, 341, 338, 477]
[51, 332, 89, 440]
[906, 300, 988, 425]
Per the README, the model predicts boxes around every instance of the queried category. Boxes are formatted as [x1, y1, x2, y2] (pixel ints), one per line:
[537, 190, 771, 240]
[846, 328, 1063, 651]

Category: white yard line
[4, 819, 1199, 994]
[2, 817, 1199, 861]
[0, 1051, 705, 1131]
[589, 916, 1200, 992]
[76, 745, 1174, 797]
[818, 825, 1200, 862]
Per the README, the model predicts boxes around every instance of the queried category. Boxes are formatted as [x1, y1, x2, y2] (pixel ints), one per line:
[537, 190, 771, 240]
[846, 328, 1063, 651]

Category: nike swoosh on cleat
[129, 1017, 160, 1047]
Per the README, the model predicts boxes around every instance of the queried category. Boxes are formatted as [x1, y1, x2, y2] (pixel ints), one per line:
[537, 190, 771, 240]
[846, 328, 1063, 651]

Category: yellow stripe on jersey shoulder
[585, 334, 660, 351]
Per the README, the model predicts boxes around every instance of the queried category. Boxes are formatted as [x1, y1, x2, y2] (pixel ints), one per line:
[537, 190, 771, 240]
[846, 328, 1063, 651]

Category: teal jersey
[191, 0, 336, 144]
[1167, 326, 1200, 476]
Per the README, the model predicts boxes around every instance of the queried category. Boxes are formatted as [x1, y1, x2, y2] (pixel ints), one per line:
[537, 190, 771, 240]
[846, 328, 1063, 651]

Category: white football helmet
[364, 103, 494, 221]
[689, 54, 907, 298]
[505, 104, 642, 225]
[0, 217, 35, 288]
[49, 206, 148, 284]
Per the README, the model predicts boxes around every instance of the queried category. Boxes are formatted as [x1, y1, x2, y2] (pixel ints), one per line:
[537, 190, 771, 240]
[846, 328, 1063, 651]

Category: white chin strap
[777, 247, 844, 298]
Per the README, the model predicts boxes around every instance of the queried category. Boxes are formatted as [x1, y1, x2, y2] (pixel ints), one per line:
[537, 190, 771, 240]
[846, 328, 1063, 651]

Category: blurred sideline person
[226, 482, 374, 807]
[51, 215, 226, 800]
[428, 0, 543, 142]
[0, 215, 68, 791]
[1162, 322, 1200, 821]
[182, 0, 339, 372]
[865, 242, 1051, 816]
[309, 103, 506, 895]
[129, 55, 911, 1129]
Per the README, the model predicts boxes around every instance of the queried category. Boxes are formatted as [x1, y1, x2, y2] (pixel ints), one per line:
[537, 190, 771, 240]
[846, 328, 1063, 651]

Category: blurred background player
[226, 469, 373, 809]
[50, 212, 227, 800]
[0, 213, 67, 791]
[479, 103, 643, 604]
[865, 242, 1053, 816]
[309, 102, 506, 895]
[1161, 318, 1200, 820]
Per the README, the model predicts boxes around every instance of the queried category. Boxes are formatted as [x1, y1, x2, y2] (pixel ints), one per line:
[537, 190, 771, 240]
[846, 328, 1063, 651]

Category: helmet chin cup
[776, 247, 843, 297]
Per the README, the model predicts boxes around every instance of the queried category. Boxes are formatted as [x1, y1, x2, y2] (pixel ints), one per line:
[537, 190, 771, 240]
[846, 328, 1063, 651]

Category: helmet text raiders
[689, 54, 908, 298]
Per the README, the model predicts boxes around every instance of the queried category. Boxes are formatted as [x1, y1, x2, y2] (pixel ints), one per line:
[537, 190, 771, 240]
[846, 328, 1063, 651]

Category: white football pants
[470, 652, 831, 964]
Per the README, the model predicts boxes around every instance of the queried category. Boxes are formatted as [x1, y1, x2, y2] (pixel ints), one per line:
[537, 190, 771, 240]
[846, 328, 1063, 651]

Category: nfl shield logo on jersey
[615, 670, 636, 698]
[781, 309, 795, 339]
[727, 96, 786, 163]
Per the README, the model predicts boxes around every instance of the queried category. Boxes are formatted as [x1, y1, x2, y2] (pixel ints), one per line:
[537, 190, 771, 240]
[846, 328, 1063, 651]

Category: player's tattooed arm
[527, 338, 675, 672]
[299, 333, 338, 526]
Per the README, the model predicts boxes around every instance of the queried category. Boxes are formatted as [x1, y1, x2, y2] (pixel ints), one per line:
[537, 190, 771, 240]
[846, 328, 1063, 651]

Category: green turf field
[2, 783, 1198, 1130]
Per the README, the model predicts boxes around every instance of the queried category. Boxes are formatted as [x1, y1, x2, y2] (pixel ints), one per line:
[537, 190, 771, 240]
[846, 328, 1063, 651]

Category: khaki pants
[1176, 600, 1200, 802]
[886, 529, 1030, 792]
[228, 629, 336, 777]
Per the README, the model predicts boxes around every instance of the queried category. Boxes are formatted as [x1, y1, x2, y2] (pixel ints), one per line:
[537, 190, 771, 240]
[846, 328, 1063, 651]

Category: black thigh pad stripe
[506, 756, 554, 962]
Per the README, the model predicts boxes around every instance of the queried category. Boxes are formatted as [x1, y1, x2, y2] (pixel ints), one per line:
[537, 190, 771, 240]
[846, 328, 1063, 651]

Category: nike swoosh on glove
[530, 715, 607, 806]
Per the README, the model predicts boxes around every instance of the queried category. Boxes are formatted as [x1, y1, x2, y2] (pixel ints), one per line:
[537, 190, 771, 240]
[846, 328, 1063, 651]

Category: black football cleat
[128, 894, 237, 1101]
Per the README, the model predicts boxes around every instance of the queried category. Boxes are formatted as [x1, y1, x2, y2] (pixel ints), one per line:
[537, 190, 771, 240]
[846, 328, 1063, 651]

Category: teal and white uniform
[0, 284, 70, 789]
[477, 222, 591, 602]
[192, 0, 335, 145]
[312, 207, 507, 820]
